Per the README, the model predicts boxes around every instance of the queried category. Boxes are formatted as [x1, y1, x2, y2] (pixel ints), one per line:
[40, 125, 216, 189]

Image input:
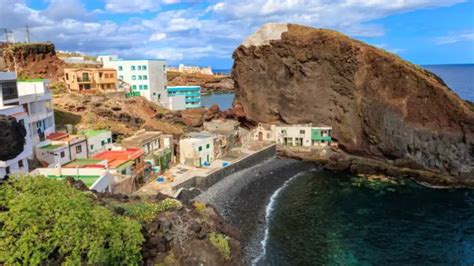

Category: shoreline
[194, 158, 315, 264]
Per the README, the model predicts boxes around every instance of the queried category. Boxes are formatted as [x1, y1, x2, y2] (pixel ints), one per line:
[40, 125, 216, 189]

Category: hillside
[0, 176, 241, 265]
[232, 23, 474, 181]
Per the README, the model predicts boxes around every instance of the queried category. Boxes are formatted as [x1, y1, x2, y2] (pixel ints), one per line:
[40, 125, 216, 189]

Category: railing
[125, 91, 141, 98]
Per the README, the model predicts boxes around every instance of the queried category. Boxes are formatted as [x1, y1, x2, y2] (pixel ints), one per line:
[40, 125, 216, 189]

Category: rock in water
[232, 23, 474, 178]
[0, 115, 26, 161]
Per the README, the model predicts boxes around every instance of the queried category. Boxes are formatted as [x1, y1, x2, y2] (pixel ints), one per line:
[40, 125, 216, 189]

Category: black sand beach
[195, 158, 315, 264]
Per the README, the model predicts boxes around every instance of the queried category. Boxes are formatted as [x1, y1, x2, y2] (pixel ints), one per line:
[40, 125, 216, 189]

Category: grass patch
[208, 232, 231, 261]
[116, 198, 182, 223]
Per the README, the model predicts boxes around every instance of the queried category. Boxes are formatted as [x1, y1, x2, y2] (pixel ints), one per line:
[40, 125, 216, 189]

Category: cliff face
[233, 23, 474, 178]
[0, 42, 65, 82]
[0, 115, 26, 161]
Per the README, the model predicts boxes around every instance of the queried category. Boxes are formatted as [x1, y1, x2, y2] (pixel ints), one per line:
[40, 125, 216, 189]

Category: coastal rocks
[232, 23, 474, 179]
[0, 115, 26, 161]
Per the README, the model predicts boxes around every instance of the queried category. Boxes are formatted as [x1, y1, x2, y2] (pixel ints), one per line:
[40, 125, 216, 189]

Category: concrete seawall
[174, 144, 277, 197]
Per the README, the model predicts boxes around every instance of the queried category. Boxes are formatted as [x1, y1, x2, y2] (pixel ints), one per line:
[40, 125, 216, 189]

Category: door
[258, 132, 263, 141]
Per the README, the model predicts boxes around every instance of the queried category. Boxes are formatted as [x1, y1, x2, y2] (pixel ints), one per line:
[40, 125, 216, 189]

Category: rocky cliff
[167, 71, 234, 94]
[0, 42, 65, 82]
[0, 115, 26, 161]
[233, 23, 474, 179]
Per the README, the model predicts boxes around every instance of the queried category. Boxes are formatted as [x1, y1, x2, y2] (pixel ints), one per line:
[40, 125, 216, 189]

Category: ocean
[255, 170, 474, 265]
[201, 64, 474, 110]
[199, 64, 474, 265]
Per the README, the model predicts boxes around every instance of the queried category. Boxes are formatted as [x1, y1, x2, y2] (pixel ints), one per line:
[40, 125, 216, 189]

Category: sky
[1, 0, 473, 69]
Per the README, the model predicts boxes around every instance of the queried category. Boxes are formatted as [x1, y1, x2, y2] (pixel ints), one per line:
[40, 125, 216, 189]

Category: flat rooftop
[81, 129, 110, 138]
[39, 144, 66, 151]
[47, 175, 100, 187]
[64, 158, 104, 168]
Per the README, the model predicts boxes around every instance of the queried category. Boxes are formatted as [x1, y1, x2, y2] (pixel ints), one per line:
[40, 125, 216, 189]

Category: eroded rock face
[233, 23, 474, 177]
[0, 115, 26, 161]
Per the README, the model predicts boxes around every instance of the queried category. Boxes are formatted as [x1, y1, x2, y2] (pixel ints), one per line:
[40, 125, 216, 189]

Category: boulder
[0, 115, 26, 161]
[232, 23, 474, 178]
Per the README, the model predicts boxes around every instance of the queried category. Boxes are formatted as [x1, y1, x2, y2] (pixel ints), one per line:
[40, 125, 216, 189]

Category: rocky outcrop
[233, 23, 474, 179]
[0, 42, 65, 82]
[167, 71, 234, 94]
[0, 115, 26, 161]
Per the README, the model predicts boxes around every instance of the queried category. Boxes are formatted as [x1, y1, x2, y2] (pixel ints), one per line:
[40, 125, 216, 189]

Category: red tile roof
[47, 132, 68, 140]
[92, 148, 144, 168]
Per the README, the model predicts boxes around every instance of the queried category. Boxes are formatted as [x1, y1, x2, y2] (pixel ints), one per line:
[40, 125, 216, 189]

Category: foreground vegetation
[0, 176, 144, 265]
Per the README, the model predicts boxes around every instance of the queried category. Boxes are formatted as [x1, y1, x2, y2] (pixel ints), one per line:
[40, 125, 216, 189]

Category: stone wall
[174, 144, 276, 196]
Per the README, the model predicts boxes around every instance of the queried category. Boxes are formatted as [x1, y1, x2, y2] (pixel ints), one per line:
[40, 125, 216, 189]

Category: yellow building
[63, 68, 117, 93]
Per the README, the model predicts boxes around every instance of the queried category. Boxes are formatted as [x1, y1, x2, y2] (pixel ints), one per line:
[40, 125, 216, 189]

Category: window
[198, 146, 202, 152]
[132, 75, 136, 80]
[90, 145, 94, 150]
[108, 138, 112, 143]
[101, 140, 106, 146]
[143, 75, 147, 80]
[131, 66, 135, 70]
[118, 66, 123, 71]
[142, 65, 147, 70]
[158, 94, 161, 99]
[76, 145, 82, 153]
[300, 130, 305, 134]
[206, 144, 210, 149]
[138, 75, 142, 80]
[19, 119, 24, 126]
[110, 73, 114, 78]
[18, 159, 24, 168]
[66, 73, 69, 80]
[6, 166, 10, 174]
[119, 75, 123, 80]
[132, 85, 137, 90]
[281, 129, 287, 134]
[60, 151, 65, 158]
[153, 92, 156, 95]
[99, 72, 103, 78]
[143, 85, 148, 90]
[138, 65, 142, 70]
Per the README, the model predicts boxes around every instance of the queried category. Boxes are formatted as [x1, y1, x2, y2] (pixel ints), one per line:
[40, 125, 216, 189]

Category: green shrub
[208, 232, 231, 261]
[192, 201, 207, 215]
[0, 176, 144, 265]
[118, 198, 182, 223]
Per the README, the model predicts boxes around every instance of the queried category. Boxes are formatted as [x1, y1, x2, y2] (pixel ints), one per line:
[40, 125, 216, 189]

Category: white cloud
[149, 32, 166, 41]
[435, 32, 474, 45]
[0, 0, 467, 66]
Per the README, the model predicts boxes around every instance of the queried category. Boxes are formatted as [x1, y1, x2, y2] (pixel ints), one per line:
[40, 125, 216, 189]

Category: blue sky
[1, 0, 473, 68]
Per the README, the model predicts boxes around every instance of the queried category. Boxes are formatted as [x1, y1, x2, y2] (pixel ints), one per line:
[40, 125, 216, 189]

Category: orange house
[63, 68, 117, 93]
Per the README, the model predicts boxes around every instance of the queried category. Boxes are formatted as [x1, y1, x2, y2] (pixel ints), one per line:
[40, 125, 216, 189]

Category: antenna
[0, 28, 12, 43]
[26, 25, 30, 43]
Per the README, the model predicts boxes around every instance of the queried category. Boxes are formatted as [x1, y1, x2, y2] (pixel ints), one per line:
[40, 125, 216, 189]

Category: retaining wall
[174, 144, 276, 194]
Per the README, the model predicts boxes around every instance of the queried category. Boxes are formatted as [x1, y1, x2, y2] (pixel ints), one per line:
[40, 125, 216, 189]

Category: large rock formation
[0, 115, 26, 161]
[233, 23, 474, 178]
[0, 42, 65, 82]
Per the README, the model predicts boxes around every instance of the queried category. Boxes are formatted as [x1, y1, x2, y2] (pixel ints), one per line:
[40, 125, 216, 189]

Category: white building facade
[81, 129, 113, 156]
[0, 105, 32, 179]
[17, 79, 55, 147]
[99, 55, 168, 106]
[179, 133, 215, 167]
[0, 72, 33, 179]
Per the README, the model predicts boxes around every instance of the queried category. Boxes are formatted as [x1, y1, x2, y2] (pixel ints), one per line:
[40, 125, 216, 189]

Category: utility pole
[26, 25, 30, 43]
[1, 28, 9, 43]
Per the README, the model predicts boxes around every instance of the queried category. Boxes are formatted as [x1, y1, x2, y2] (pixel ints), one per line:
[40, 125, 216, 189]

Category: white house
[31, 167, 114, 192]
[0, 72, 33, 179]
[17, 79, 55, 147]
[36, 142, 71, 166]
[254, 123, 333, 147]
[179, 132, 216, 167]
[99, 55, 168, 106]
[0, 105, 33, 179]
[80, 129, 113, 156]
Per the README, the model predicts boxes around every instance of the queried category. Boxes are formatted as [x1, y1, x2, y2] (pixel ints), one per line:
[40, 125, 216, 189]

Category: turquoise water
[257, 170, 474, 265]
[201, 93, 234, 110]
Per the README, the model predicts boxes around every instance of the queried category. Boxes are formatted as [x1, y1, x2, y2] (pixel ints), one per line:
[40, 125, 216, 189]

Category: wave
[252, 169, 314, 265]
